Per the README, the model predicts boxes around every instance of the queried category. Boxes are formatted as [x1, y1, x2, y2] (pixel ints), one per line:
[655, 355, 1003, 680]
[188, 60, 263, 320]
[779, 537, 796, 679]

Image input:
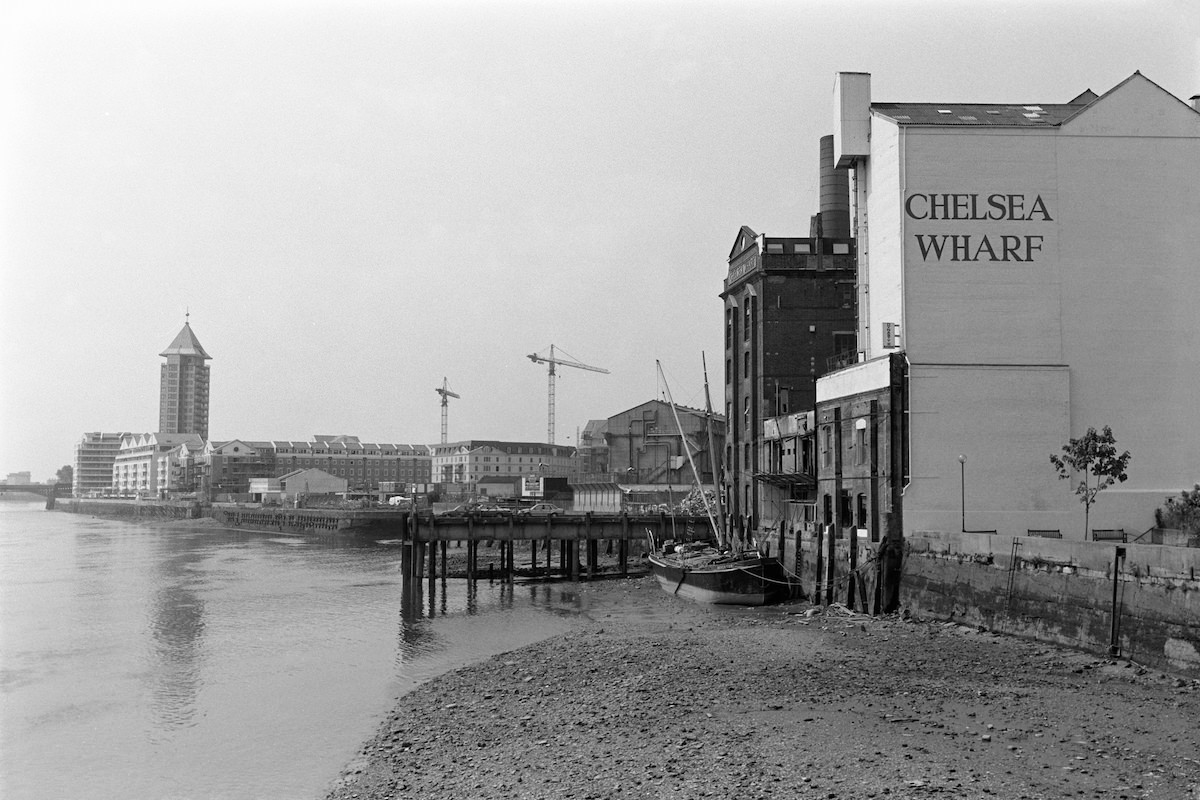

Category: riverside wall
[56, 500, 401, 535]
[787, 527, 1200, 678]
[59, 498, 203, 519]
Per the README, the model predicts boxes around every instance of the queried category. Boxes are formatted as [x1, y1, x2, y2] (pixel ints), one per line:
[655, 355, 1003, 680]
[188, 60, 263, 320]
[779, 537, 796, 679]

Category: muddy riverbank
[327, 576, 1200, 800]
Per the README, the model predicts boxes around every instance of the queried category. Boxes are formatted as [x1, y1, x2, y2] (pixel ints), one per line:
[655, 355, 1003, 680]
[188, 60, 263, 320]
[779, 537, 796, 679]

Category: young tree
[1050, 426, 1131, 538]
[56, 464, 73, 485]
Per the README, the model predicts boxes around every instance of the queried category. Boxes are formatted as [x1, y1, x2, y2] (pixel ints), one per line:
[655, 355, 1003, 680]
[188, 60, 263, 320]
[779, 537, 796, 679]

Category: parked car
[518, 502, 562, 517]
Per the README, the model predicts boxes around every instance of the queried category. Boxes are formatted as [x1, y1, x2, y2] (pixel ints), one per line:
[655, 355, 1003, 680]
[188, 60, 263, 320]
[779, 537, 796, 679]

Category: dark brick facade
[721, 227, 857, 543]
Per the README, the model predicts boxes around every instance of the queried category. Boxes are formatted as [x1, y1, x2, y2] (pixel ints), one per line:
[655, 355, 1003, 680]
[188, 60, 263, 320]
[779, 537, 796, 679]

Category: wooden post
[531, 538, 538, 573]
[440, 540, 447, 581]
[584, 514, 594, 581]
[508, 517, 517, 581]
[1110, 546, 1127, 656]
[619, 537, 628, 576]
[830, 406, 843, 607]
[815, 522, 825, 603]
[401, 541, 413, 588]
[400, 539, 416, 619]
[463, 514, 474, 582]
[545, 533, 552, 579]
[428, 531, 437, 582]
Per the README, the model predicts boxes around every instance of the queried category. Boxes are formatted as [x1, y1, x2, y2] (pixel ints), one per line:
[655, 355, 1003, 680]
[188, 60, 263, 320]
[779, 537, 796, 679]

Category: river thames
[0, 501, 597, 799]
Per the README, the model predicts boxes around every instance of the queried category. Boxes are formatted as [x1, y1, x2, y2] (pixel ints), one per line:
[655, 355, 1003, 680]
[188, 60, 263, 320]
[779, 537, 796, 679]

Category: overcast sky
[2, 0, 1197, 481]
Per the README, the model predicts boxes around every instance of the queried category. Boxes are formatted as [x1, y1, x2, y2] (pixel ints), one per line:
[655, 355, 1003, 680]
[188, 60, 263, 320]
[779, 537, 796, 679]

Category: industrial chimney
[817, 134, 850, 239]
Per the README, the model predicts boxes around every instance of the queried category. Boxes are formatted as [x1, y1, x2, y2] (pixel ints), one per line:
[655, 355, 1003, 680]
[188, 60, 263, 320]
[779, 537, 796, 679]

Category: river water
[0, 501, 616, 799]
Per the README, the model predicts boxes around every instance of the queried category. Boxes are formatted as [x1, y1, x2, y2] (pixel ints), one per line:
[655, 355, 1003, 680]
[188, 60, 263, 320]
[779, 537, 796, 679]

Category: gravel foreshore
[326, 576, 1200, 800]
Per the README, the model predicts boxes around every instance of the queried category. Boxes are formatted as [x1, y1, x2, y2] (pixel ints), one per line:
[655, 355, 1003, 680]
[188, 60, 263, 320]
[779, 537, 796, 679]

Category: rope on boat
[737, 552, 882, 590]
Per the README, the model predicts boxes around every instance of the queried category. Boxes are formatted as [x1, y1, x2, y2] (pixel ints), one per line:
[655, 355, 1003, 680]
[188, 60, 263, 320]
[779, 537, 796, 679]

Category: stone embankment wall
[901, 531, 1200, 678]
[60, 499, 202, 519]
[210, 506, 356, 533]
[787, 528, 1200, 678]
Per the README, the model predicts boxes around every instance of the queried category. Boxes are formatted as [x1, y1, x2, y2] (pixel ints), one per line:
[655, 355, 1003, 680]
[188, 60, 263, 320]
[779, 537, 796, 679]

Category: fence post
[1109, 546, 1126, 656]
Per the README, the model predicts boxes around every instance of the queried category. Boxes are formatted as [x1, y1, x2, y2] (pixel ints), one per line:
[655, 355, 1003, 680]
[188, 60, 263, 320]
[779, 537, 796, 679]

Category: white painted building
[112, 433, 204, 498]
[818, 72, 1200, 539]
[279, 468, 347, 500]
[428, 440, 578, 488]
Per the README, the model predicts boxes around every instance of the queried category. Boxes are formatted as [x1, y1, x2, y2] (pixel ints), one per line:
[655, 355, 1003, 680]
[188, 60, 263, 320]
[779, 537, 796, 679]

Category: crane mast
[435, 378, 460, 444]
[527, 344, 609, 444]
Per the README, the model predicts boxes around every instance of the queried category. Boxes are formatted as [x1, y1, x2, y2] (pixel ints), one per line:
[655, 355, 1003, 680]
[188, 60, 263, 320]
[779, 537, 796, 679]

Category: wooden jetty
[396, 511, 705, 597]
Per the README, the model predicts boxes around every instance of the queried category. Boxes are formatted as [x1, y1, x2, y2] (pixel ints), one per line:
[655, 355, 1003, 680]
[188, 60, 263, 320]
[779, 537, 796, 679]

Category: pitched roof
[160, 322, 212, 359]
[872, 98, 1093, 127]
[729, 226, 759, 260]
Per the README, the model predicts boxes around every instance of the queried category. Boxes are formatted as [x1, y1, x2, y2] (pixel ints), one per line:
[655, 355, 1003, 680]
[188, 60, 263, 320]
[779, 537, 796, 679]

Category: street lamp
[958, 454, 967, 532]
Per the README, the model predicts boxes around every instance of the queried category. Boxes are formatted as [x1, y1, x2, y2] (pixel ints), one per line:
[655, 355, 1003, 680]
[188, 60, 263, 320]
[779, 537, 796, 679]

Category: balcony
[825, 348, 860, 373]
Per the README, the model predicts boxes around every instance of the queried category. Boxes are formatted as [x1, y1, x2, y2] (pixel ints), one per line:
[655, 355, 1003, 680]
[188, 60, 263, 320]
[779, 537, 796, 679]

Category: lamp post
[958, 454, 967, 532]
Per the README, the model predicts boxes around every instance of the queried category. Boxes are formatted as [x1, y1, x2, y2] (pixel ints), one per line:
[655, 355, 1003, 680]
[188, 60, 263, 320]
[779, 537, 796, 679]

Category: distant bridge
[0, 483, 70, 509]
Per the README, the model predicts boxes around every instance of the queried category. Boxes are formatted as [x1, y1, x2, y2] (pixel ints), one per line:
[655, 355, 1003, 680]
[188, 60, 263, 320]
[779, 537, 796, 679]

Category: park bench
[1026, 529, 1062, 539]
[1091, 528, 1127, 542]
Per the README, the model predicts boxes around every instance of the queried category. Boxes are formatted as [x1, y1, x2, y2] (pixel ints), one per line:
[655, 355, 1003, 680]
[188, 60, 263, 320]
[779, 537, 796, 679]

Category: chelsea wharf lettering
[905, 193, 1053, 263]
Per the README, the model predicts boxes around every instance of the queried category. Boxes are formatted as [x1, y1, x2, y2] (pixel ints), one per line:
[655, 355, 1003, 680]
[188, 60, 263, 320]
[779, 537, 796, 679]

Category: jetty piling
[393, 511, 704, 599]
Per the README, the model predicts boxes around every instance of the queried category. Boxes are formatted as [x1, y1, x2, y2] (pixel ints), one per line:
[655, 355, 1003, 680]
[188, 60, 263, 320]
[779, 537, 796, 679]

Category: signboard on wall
[905, 192, 1055, 263]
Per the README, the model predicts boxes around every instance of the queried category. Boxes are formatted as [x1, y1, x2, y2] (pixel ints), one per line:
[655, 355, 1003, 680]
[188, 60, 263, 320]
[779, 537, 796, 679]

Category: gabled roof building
[722, 135, 858, 544]
[429, 440, 577, 487]
[817, 71, 1200, 550]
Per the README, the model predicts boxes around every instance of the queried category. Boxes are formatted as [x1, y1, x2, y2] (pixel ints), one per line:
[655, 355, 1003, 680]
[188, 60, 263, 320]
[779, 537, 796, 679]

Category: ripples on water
[0, 503, 625, 800]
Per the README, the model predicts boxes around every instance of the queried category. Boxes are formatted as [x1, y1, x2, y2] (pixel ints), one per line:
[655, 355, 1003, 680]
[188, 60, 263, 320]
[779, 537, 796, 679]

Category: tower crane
[527, 345, 609, 445]
[435, 378, 460, 444]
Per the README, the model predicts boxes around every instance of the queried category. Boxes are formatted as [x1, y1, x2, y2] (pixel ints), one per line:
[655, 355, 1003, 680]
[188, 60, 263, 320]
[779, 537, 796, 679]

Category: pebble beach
[326, 575, 1200, 800]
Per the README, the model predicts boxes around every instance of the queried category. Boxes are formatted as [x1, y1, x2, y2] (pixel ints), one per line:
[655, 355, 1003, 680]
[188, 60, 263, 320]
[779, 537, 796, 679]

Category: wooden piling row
[396, 511, 675, 603]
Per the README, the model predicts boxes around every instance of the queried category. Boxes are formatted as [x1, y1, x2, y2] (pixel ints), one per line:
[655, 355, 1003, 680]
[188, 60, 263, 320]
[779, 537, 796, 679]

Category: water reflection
[147, 533, 208, 731]
[2, 508, 613, 800]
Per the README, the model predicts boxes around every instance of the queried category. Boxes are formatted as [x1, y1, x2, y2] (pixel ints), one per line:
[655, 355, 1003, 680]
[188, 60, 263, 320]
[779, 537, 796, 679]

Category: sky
[1, 0, 1197, 482]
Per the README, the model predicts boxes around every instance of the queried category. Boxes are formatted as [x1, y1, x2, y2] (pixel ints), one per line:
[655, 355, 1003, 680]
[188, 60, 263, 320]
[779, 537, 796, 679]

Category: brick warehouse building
[722, 135, 857, 544]
[816, 71, 1200, 559]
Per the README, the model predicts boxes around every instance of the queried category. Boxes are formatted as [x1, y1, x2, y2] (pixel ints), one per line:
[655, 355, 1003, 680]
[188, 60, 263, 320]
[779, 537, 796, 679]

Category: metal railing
[825, 348, 860, 373]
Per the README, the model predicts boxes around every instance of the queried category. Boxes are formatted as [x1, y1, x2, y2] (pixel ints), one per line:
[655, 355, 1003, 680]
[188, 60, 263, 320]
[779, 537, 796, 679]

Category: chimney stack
[817, 134, 850, 239]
